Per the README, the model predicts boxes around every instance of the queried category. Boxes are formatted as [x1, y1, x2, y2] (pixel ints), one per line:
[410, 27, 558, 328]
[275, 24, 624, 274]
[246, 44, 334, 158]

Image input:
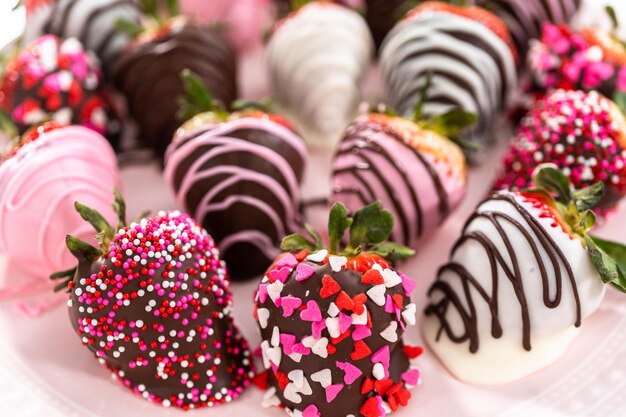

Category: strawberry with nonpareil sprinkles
[255, 201, 422, 417]
[425, 165, 626, 384]
[494, 89, 626, 213]
[0, 35, 118, 145]
[54, 193, 253, 409]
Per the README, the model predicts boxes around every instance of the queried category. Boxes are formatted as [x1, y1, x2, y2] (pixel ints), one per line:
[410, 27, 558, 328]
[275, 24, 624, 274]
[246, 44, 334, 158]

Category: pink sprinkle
[352, 325, 371, 341]
[281, 296, 302, 317]
[302, 404, 320, 417]
[402, 369, 421, 386]
[269, 267, 291, 284]
[311, 320, 327, 339]
[338, 312, 352, 334]
[325, 384, 344, 403]
[384, 295, 395, 313]
[372, 346, 390, 367]
[336, 361, 362, 384]
[400, 272, 417, 296]
[295, 263, 316, 281]
[276, 253, 298, 268]
[300, 300, 322, 322]
[292, 343, 311, 356]
[280, 334, 296, 355]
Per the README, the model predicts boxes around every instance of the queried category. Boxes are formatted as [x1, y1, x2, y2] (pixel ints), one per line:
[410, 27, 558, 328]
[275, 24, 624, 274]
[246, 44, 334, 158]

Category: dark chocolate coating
[165, 118, 307, 281]
[114, 23, 238, 158]
[67, 213, 252, 409]
[365, 0, 405, 50]
[256, 259, 415, 417]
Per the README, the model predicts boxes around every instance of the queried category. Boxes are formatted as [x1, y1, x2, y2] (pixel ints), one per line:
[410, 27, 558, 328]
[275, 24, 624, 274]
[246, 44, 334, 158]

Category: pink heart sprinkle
[336, 361, 362, 385]
[280, 334, 297, 355]
[325, 384, 344, 403]
[401, 272, 417, 296]
[257, 284, 268, 304]
[269, 267, 291, 283]
[295, 263, 316, 281]
[312, 320, 327, 339]
[292, 343, 311, 356]
[281, 296, 302, 317]
[384, 295, 396, 313]
[276, 253, 298, 268]
[300, 300, 322, 322]
[401, 369, 420, 386]
[302, 404, 320, 417]
[375, 395, 385, 416]
[371, 346, 390, 367]
[352, 325, 371, 341]
[338, 312, 352, 334]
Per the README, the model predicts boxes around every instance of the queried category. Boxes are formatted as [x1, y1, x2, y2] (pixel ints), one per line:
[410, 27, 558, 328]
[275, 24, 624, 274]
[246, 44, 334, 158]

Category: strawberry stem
[177, 69, 229, 122]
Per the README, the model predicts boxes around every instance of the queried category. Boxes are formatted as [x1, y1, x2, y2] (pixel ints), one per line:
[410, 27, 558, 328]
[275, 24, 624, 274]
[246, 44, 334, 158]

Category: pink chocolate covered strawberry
[255, 202, 422, 417]
[494, 89, 626, 213]
[54, 194, 253, 409]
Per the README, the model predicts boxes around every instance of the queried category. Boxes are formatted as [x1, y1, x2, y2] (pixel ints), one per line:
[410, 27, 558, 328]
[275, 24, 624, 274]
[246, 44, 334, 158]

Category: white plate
[2, 1, 626, 416]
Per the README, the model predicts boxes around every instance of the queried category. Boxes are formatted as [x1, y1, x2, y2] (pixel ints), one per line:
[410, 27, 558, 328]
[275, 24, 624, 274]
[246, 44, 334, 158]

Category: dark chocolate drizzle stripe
[476, 0, 581, 60]
[40, 0, 140, 73]
[381, 11, 517, 148]
[333, 120, 450, 245]
[425, 193, 582, 353]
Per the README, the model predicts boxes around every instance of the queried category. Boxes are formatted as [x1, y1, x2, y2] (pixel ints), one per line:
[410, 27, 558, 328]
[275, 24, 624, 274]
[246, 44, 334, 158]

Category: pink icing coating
[0, 126, 121, 280]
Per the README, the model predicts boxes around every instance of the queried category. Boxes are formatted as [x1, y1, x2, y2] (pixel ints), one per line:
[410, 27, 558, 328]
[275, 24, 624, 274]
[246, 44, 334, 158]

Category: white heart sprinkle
[271, 326, 280, 347]
[312, 337, 329, 358]
[302, 335, 317, 348]
[328, 256, 348, 272]
[266, 347, 282, 367]
[380, 321, 398, 343]
[267, 281, 284, 304]
[367, 284, 386, 306]
[327, 302, 340, 318]
[325, 317, 341, 339]
[311, 369, 332, 388]
[284, 384, 302, 404]
[307, 249, 328, 263]
[288, 370, 305, 390]
[402, 303, 417, 326]
[351, 307, 368, 325]
[382, 402, 392, 414]
[257, 308, 270, 329]
[301, 377, 313, 395]
[382, 268, 402, 288]
[260, 340, 271, 369]
[289, 352, 303, 363]
[373, 363, 385, 381]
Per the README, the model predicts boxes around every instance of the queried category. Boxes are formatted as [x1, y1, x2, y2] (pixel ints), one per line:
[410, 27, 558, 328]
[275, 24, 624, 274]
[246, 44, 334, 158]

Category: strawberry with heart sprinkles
[255, 201, 422, 417]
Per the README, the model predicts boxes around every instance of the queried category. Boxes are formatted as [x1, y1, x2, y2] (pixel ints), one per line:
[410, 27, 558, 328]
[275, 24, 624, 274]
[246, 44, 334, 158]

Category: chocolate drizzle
[332, 119, 451, 247]
[425, 193, 582, 353]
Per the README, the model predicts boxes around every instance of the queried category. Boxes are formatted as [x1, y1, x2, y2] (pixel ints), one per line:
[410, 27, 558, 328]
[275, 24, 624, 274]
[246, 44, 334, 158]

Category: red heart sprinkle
[388, 395, 399, 412]
[374, 379, 393, 395]
[386, 382, 403, 397]
[275, 371, 289, 391]
[327, 344, 337, 355]
[320, 275, 341, 298]
[335, 291, 355, 311]
[352, 293, 367, 315]
[350, 340, 371, 361]
[360, 397, 381, 417]
[392, 294, 404, 309]
[253, 371, 268, 389]
[331, 330, 351, 345]
[395, 388, 411, 406]
[294, 249, 309, 261]
[361, 377, 374, 394]
[361, 269, 384, 285]
[403, 346, 424, 359]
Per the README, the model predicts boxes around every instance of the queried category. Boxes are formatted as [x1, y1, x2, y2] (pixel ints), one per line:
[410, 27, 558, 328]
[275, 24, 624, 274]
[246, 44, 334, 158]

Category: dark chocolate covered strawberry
[54, 192, 253, 409]
[164, 71, 307, 282]
[114, 1, 237, 158]
[255, 202, 422, 417]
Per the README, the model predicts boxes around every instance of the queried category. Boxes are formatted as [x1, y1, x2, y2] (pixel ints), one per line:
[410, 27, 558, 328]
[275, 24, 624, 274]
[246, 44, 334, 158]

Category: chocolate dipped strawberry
[425, 164, 626, 384]
[255, 202, 422, 417]
[164, 71, 307, 281]
[494, 89, 626, 213]
[0, 119, 120, 280]
[0, 35, 119, 145]
[54, 193, 253, 409]
[380, 1, 518, 151]
[267, 0, 374, 149]
[114, 1, 237, 158]
[332, 98, 474, 248]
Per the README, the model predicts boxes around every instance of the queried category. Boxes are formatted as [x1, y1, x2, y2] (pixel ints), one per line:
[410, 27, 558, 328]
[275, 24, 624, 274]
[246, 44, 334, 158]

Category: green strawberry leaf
[303, 223, 323, 250]
[573, 181, 604, 212]
[0, 108, 18, 143]
[349, 201, 394, 248]
[585, 235, 626, 289]
[112, 188, 127, 230]
[329, 202, 353, 254]
[369, 242, 415, 262]
[281, 233, 318, 252]
[66, 235, 103, 263]
[532, 164, 572, 204]
[165, 0, 179, 16]
[412, 72, 433, 122]
[613, 91, 626, 114]
[74, 202, 114, 248]
[50, 267, 77, 293]
[177, 69, 228, 122]
[231, 98, 276, 114]
[578, 209, 597, 232]
[606, 5, 619, 33]
[114, 17, 144, 38]
[420, 110, 479, 151]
